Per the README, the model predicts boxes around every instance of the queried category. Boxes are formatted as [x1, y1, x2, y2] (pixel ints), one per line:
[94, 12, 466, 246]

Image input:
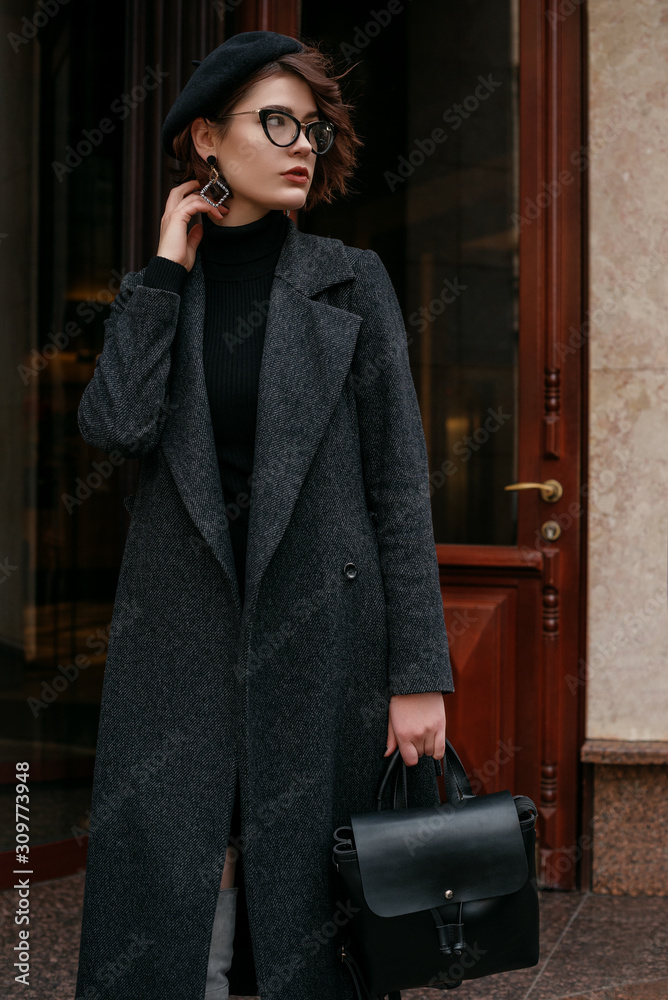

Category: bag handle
[376, 738, 474, 811]
[442, 739, 475, 802]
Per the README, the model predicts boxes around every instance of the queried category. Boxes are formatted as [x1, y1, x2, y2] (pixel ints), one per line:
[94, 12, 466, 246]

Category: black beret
[161, 30, 305, 158]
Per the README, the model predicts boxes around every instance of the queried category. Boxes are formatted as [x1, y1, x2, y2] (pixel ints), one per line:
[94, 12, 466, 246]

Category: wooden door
[435, 0, 587, 891]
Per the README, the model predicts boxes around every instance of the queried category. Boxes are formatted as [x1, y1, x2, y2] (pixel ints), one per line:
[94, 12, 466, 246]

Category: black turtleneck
[142, 208, 290, 607]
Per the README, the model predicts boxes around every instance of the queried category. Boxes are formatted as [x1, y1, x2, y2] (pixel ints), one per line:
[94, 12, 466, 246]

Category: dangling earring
[200, 155, 230, 207]
[284, 209, 291, 217]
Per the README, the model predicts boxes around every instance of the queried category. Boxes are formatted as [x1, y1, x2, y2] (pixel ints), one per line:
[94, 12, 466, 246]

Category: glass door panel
[301, 0, 519, 544]
[0, 0, 127, 851]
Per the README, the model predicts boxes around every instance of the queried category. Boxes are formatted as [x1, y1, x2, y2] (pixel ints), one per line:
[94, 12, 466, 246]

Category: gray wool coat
[73, 217, 454, 1000]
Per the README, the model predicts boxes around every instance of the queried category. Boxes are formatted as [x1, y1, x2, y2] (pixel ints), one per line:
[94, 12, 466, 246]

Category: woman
[74, 29, 454, 1000]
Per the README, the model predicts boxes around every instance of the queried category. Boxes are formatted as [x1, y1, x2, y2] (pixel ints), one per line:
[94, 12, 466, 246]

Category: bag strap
[338, 941, 375, 999]
[392, 756, 408, 809]
[441, 740, 474, 803]
[377, 739, 472, 811]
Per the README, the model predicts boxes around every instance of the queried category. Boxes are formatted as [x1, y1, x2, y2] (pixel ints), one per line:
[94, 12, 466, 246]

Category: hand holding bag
[332, 739, 540, 998]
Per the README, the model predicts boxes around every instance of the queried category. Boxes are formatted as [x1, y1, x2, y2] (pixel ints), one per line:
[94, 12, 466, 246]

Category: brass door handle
[504, 479, 563, 502]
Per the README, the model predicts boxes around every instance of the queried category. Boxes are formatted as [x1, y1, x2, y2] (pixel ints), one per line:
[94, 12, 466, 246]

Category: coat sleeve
[77, 267, 183, 458]
[350, 249, 454, 697]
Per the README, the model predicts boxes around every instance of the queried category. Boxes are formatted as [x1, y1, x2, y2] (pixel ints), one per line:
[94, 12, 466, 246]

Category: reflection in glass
[302, 0, 519, 545]
[0, 0, 127, 850]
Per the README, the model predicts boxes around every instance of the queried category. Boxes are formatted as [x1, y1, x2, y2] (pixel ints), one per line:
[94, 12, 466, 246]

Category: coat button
[343, 561, 358, 579]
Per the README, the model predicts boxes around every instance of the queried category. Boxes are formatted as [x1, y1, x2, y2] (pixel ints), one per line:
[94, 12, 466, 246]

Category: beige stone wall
[587, 1, 668, 740]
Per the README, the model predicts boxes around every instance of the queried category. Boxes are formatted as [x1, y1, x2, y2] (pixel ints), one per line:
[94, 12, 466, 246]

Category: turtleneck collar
[200, 208, 290, 268]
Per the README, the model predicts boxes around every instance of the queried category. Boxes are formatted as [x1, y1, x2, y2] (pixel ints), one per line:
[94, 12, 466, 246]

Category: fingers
[384, 718, 396, 756]
[425, 723, 447, 761]
[434, 701, 447, 761]
[156, 184, 231, 268]
[165, 178, 200, 208]
[387, 696, 447, 767]
[177, 193, 227, 220]
[424, 696, 446, 761]
[173, 179, 203, 196]
[435, 725, 446, 762]
[389, 721, 445, 765]
[166, 181, 230, 218]
[186, 222, 203, 252]
[397, 740, 419, 767]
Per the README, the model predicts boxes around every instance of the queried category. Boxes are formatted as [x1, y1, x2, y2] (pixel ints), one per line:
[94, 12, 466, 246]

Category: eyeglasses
[206, 108, 336, 155]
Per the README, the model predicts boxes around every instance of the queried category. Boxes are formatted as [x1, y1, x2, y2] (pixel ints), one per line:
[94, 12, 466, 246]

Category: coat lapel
[159, 219, 363, 617]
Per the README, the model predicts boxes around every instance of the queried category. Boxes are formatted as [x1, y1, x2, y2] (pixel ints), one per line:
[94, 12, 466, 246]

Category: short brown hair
[167, 38, 363, 212]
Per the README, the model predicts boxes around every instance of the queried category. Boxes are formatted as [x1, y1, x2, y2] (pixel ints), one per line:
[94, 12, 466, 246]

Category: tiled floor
[1, 874, 666, 998]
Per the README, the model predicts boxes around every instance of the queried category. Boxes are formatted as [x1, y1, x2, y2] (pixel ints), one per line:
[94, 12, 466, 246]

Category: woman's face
[191, 72, 322, 225]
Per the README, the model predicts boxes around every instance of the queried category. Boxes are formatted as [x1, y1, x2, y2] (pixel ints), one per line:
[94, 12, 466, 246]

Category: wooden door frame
[521, 0, 587, 891]
[437, 1, 588, 889]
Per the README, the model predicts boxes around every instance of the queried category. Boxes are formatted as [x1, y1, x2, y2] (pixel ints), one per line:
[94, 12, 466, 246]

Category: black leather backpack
[332, 739, 540, 998]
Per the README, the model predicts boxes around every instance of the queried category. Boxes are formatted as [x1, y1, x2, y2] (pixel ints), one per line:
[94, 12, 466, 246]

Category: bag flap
[350, 789, 528, 917]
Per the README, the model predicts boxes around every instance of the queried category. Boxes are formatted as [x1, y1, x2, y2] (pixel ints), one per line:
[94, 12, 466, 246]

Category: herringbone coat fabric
[73, 218, 454, 1000]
